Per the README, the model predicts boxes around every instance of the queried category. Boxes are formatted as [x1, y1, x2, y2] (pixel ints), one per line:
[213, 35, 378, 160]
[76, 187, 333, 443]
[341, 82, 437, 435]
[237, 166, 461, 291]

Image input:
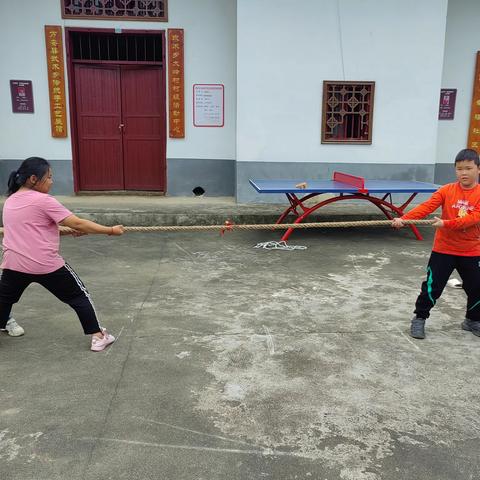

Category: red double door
[74, 64, 166, 191]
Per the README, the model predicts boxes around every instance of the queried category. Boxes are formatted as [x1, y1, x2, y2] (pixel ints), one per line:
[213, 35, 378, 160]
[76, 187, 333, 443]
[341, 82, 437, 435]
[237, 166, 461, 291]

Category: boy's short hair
[455, 148, 480, 166]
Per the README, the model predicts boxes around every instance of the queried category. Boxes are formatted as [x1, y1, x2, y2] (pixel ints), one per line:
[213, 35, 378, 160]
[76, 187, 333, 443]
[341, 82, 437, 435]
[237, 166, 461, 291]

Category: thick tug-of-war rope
[0, 219, 433, 236]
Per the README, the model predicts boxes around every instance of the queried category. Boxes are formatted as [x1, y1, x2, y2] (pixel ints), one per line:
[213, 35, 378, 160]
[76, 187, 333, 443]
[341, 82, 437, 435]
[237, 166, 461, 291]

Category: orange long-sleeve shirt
[402, 182, 480, 256]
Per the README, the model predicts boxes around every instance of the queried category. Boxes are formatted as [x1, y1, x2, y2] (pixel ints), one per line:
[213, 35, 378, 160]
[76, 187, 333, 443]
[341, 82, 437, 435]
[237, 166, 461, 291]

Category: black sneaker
[410, 317, 426, 339]
[461, 319, 480, 337]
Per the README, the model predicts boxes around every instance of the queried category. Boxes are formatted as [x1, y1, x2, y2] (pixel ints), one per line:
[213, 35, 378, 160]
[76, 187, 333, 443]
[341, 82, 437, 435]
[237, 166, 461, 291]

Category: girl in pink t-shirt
[0, 157, 124, 351]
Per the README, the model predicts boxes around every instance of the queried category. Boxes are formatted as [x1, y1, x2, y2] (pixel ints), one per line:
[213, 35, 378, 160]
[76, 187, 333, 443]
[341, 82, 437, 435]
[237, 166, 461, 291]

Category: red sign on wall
[10, 80, 34, 113]
[438, 89, 457, 120]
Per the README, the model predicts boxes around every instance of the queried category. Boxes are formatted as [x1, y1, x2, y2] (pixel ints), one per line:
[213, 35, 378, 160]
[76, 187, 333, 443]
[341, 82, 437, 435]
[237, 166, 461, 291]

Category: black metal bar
[79, 34, 83, 60]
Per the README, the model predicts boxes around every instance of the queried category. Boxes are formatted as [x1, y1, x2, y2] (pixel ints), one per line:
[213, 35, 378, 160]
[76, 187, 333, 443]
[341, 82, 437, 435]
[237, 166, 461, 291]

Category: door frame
[65, 27, 167, 193]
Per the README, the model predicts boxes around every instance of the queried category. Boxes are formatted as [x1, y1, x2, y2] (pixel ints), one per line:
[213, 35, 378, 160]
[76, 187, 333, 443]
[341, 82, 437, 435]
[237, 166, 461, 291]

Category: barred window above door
[61, 0, 168, 21]
[322, 81, 375, 144]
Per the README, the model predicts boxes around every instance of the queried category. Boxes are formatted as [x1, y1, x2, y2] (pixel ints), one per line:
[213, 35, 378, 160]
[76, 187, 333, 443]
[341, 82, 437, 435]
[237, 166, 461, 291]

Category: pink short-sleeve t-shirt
[2, 190, 72, 274]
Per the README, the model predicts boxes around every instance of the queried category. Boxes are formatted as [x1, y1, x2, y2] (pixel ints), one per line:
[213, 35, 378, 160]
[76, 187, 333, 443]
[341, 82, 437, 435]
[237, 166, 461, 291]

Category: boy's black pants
[0, 264, 101, 334]
[415, 251, 480, 321]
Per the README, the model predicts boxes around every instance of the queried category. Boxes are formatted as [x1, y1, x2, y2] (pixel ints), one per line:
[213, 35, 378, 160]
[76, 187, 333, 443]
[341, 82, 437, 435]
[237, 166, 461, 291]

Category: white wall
[237, 0, 448, 165]
[0, 0, 236, 161]
[437, 0, 480, 165]
[0, 0, 70, 160]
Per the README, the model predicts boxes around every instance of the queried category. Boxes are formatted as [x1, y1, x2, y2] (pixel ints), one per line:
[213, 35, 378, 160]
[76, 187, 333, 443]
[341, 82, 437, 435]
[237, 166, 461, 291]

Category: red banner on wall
[168, 29, 185, 138]
[45, 25, 68, 138]
[10, 80, 35, 113]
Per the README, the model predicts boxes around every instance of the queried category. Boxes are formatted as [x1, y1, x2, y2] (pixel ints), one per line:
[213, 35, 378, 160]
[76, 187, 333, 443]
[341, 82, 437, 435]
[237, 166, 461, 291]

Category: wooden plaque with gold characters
[467, 51, 480, 152]
[168, 29, 185, 138]
[45, 26, 68, 138]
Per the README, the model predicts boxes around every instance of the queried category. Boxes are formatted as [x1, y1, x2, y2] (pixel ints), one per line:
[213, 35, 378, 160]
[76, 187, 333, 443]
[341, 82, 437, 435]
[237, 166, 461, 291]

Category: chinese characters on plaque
[10, 80, 34, 113]
[193, 84, 224, 127]
[45, 25, 68, 138]
[168, 29, 185, 138]
[468, 52, 480, 152]
[438, 89, 456, 120]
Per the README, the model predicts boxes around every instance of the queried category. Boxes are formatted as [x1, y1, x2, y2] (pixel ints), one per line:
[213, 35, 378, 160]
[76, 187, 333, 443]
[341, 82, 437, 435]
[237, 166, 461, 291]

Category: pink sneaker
[91, 328, 115, 352]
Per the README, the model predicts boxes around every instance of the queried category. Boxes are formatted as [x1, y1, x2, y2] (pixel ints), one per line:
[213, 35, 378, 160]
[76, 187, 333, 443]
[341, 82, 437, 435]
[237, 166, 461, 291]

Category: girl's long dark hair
[7, 157, 50, 196]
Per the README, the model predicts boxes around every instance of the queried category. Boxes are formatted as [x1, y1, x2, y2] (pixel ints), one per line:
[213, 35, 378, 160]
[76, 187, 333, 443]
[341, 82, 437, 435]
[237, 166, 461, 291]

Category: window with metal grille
[321, 81, 375, 144]
[61, 0, 168, 21]
[70, 31, 162, 63]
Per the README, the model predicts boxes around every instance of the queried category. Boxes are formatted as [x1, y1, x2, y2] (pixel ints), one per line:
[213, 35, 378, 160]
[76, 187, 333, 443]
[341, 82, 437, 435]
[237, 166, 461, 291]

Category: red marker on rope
[220, 220, 234, 236]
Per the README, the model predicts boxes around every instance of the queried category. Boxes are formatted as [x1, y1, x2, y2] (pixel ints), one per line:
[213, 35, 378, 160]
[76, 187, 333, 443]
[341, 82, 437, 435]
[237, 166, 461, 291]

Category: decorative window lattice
[322, 81, 375, 144]
[61, 0, 168, 21]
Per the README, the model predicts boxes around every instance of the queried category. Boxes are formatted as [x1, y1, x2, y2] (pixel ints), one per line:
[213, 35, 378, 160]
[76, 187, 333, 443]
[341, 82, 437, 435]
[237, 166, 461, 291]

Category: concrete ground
[1, 222, 479, 480]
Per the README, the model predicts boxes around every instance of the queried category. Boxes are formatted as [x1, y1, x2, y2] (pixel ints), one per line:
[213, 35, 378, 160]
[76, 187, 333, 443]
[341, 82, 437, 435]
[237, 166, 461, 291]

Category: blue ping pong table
[249, 171, 440, 241]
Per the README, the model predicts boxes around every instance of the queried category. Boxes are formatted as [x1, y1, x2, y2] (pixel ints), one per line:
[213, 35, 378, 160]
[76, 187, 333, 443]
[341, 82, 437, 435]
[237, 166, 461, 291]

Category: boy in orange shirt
[392, 148, 480, 339]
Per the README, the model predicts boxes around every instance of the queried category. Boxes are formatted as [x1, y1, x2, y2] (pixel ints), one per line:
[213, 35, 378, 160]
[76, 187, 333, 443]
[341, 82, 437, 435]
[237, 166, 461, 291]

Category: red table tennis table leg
[275, 192, 320, 224]
[279, 192, 422, 241]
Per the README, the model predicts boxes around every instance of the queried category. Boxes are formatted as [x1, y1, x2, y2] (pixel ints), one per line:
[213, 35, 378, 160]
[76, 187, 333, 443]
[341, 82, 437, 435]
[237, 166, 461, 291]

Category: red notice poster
[438, 88, 456, 120]
[10, 80, 34, 113]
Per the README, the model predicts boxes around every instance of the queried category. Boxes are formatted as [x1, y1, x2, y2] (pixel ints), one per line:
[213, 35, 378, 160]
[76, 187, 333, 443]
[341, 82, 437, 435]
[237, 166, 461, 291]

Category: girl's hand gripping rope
[108, 225, 125, 236]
